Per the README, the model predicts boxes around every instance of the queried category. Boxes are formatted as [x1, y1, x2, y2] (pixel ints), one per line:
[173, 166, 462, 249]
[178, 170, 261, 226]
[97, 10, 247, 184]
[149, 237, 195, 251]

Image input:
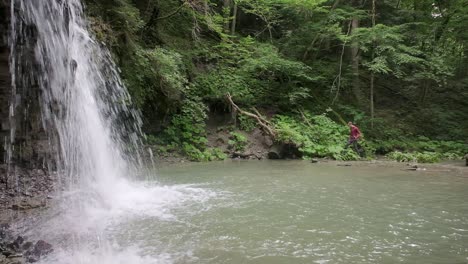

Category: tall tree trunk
[350, 17, 361, 104]
[370, 73, 375, 128]
[230, 1, 237, 35]
[370, 0, 376, 128]
[223, 0, 231, 33]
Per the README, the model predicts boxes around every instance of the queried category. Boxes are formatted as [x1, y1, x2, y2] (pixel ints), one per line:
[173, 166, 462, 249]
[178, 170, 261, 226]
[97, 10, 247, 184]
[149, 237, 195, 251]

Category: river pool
[36, 160, 468, 264]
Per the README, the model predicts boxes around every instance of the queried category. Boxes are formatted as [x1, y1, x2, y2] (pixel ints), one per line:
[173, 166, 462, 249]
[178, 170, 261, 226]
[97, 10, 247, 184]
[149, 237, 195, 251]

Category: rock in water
[31, 240, 52, 257]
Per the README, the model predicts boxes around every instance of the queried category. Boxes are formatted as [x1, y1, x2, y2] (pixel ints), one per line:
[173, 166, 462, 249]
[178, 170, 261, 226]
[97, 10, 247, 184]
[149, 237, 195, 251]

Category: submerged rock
[30, 240, 52, 257]
[2, 256, 24, 264]
[0, 230, 52, 264]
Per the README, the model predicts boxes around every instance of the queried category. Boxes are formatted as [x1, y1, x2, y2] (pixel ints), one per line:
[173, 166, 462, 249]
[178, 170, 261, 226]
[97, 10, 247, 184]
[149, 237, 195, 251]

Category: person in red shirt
[346, 121, 363, 155]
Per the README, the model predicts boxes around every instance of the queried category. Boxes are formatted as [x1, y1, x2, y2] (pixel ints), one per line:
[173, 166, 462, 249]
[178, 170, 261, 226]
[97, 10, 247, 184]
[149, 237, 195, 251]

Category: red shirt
[350, 125, 361, 140]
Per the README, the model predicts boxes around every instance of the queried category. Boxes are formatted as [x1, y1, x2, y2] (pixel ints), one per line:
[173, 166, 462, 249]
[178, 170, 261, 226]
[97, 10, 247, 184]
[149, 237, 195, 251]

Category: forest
[84, 0, 468, 162]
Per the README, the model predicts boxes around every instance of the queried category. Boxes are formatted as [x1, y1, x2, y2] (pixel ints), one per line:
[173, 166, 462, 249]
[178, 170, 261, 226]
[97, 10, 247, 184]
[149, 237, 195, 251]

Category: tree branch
[226, 93, 276, 138]
[156, 1, 187, 21]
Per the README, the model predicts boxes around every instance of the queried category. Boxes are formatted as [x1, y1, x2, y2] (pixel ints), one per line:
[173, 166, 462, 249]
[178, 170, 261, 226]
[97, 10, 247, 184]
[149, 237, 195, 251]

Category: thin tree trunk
[302, 34, 320, 61]
[332, 20, 352, 105]
[370, 0, 376, 128]
[420, 80, 430, 105]
[350, 17, 361, 103]
[223, 0, 231, 33]
[230, 1, 237, 35]
[370, 73, 374, 128]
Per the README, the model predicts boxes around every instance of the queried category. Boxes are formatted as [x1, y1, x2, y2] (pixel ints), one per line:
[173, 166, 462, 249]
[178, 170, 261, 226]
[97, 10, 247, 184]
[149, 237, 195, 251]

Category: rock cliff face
[0, 1, 55, 213]
[0, 0, 10, 154]
[0, 0, 49, 168]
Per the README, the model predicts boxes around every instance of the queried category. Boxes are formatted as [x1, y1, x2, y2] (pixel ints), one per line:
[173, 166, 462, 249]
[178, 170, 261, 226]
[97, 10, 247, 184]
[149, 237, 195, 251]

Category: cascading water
[9, 0, 143, 199]
[7, 0, 214, 263]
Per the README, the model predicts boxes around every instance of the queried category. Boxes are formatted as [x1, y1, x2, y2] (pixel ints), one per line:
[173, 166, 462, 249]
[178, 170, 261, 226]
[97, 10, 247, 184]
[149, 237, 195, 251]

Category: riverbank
[0, 164, 58, 263]
[153, 155, 468, 176]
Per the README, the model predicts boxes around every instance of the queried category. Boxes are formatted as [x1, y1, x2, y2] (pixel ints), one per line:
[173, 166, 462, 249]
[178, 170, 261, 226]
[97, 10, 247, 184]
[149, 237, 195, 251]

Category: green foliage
[273, 112, 360, 160]
[228, 132, 248, 152]
[387, 151, 416, 162]
[238, 115, 257, 131]
[85, 0, 468, 162]
[145, 134, 161, 145]
[385, 137, 466, 163]
[387, 151, 441, 163]
[162, 98, 217, 161]
[122, 47, 187, 109]
[182, 144, 227, 162]
[372, 137, 467, 159]
[193, 38, 319, 108]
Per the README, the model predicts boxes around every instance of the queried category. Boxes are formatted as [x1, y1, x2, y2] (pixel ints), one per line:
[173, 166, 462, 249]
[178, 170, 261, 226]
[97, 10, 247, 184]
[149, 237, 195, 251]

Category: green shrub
[387, 151, 416, 162]
[387, 151, 441, 163]
[273, 112, 361, 160]
[415, 152, 441, 163]
[228, 131, 248, 152]
[372, 138, 467, 158]
[238, 115, 257, 132]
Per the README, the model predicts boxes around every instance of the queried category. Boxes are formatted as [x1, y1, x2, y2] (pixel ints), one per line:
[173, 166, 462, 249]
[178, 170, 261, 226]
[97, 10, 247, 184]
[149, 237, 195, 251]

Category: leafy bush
[374, 137, 467, 160]
[182, 144, 227, 161]
[387, 151, 417, 162]
[387, 151, 441, 163]
[165, 98, 208, 149]
[415, 152, 441, 163]
[228, 132, 248, 152]
[273, 112, 361, 160]
[238, 115, 257, 131]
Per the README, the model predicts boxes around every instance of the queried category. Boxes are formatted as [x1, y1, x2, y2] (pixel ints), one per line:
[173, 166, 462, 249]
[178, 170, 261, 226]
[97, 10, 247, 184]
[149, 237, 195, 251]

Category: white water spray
[9, 0, 143, 195]
[8, 0, 218, 262]
[6, 0, 213, 262]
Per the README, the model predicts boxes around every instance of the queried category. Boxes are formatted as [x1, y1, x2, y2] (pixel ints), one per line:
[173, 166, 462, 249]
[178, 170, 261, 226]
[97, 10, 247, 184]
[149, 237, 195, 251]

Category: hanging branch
[226, 93, 276, 138]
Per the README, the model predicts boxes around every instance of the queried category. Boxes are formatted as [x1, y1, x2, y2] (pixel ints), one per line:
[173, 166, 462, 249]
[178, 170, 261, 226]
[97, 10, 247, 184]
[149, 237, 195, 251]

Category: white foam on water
[38, 244, 173, 264]
[27, 179, 218, 263]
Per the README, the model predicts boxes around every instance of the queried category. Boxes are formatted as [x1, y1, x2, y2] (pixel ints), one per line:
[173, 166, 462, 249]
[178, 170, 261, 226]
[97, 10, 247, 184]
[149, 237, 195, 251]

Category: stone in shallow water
[31, 241, 52, 257]
[3, 256, 24, 264]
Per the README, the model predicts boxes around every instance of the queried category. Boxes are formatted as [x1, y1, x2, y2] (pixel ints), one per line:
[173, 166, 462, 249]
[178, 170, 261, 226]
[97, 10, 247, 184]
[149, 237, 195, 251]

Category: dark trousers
[345, 139, 364, 157]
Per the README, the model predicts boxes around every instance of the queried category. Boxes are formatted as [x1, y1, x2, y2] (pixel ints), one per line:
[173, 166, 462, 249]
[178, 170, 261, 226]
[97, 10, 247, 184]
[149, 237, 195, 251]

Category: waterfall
[7, 0, 157, 262]
[7, 1, 216, 262]
[9, 0, 143, 198]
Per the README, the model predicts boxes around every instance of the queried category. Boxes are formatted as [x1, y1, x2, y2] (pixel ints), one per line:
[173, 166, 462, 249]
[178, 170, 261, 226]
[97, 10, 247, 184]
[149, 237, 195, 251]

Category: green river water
[108, 160, 468, 264]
